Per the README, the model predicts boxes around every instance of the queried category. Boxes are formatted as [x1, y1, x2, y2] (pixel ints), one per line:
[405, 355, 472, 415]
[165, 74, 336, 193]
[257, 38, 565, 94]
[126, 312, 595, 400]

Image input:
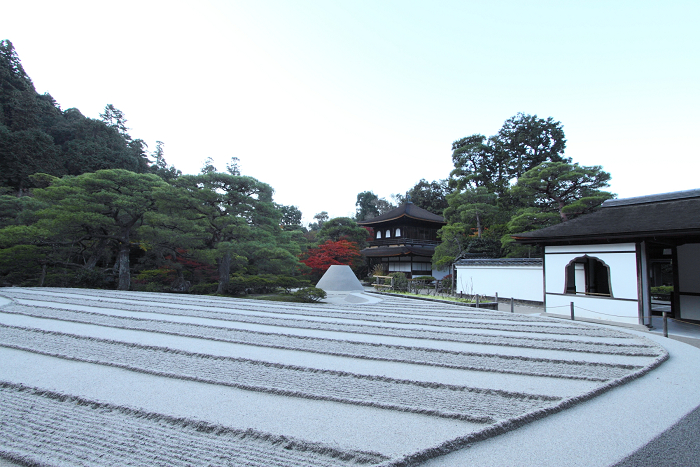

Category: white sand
[0, 287, 670, 466]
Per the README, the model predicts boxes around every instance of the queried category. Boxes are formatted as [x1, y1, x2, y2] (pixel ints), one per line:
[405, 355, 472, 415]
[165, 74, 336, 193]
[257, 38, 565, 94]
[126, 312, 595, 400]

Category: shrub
[293, 287, 327, 303]
[275, 276, 311, 293]
[190, 282, 218, 295]
[412, 276, 436, 283]
[388, 272, 408, 291]
[224, 274, 311, 295]
[73, 269, 106, 288]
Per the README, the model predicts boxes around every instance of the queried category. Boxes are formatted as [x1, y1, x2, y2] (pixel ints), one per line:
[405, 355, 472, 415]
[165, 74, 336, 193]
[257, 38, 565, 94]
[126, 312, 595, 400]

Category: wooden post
[510, 297, 514, 313]
[663, 311, 668, 337]
[476, 295, 480, 308]
[570, 302, 575, 320]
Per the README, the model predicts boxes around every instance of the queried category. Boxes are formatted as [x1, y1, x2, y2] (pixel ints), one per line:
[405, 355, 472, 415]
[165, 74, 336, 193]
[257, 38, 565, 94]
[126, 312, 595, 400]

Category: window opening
[376, 231, 382, 239]
[565, 256, 612, 297]
[385, 229, 391, 238]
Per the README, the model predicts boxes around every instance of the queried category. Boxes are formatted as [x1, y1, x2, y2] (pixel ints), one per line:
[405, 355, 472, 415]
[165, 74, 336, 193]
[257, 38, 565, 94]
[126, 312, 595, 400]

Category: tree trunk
[216, 253, 231, 294]
[476, 212, 483, 238]
[557, 199, 568, 221]
[117, 241, 131, 290]
[39, 263, 47, 287]
[85, 238, 108, 270]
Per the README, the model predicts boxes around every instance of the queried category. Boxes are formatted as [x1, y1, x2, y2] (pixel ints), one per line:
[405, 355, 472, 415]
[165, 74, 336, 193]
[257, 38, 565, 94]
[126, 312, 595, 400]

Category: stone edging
[366, 291, 498, 310]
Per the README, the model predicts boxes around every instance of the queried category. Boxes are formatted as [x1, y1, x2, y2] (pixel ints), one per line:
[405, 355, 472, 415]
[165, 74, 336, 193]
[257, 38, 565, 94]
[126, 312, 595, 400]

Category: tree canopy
[433, 113, 615, 266]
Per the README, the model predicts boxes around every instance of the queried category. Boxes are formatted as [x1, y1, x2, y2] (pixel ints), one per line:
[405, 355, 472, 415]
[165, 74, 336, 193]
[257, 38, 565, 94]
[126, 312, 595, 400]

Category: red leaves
[300, 240, 361, 277]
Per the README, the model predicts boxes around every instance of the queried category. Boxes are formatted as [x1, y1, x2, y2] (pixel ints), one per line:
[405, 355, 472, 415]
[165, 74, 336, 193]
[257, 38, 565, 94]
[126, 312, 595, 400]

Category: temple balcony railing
[368, 238, 440, 248]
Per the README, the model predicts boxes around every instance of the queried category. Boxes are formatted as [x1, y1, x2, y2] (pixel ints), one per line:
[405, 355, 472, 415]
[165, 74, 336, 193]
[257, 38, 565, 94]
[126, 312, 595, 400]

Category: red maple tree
[300, 240, 362, 279]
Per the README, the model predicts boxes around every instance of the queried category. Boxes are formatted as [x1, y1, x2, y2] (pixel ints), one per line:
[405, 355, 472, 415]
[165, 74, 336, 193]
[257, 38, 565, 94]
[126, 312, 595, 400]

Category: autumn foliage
[300, 240, 362, 280]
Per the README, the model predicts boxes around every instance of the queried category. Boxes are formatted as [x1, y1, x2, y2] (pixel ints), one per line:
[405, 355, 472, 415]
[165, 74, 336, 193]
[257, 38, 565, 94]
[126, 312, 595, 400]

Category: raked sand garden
[0, 288, 668, 466]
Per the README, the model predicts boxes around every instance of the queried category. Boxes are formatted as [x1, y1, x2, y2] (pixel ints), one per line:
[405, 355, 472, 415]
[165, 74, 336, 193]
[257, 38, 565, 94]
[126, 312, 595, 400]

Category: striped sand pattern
[1, 301, 659, 356]
[0, 287, 668, 466]
[0, 382, 388, 467]
[6, 288, 630, 337]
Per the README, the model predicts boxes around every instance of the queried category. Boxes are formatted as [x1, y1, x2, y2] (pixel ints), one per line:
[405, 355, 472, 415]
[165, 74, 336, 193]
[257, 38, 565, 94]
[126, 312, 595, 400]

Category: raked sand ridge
[0, 287, 671, 466]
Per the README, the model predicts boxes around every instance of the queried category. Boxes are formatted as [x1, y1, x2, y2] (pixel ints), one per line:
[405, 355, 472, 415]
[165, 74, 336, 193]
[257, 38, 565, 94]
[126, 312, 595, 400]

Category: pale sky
[3, 1, 698, 225]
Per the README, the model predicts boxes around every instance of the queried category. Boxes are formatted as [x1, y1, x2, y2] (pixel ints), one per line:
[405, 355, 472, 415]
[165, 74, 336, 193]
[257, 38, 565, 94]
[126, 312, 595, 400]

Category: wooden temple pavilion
[357, 201, 447, 279]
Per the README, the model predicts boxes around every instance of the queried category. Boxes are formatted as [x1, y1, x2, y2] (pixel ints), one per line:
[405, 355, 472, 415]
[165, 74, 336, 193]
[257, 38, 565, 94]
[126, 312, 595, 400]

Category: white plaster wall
[678, 244, 700, 293]
[455, 266, 543, 302]
[544, 243, 638, 300]
[680, 296, 700, 321]
[544, 243, 639, 325]
[545, 294, 640, 325]
[677, 243, 700, 320]
[545, 244, 636, 254]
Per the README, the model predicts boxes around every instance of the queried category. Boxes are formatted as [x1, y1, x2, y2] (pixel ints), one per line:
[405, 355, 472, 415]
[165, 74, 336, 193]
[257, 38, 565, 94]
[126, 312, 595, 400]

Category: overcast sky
[3, 1, 698, 224]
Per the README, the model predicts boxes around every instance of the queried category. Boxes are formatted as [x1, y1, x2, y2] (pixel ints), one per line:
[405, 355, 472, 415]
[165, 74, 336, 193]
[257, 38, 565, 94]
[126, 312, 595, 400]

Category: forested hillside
[0, 40, 320, 294]
[0, 40, 157, 194]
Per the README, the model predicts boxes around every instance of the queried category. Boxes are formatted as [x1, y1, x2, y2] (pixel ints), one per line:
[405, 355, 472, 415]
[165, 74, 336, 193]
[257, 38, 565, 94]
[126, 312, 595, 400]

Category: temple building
[514, 188, 700, 325]
[357, 201, 448, 279]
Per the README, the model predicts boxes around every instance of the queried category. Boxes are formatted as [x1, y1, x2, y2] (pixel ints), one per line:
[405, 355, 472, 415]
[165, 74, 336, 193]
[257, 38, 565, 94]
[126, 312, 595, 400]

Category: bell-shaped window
[395, 228, 401, 237]
[565, 256, 612, 297]
[376, 231, 382, 239]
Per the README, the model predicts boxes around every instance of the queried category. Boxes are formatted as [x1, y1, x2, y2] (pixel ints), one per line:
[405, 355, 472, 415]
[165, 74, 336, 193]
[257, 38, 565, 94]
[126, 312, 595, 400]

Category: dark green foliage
[406, 179, 451, 214]
[277, 204, 303, 231]
[497, 113, 569, 179]
[388, 272, 408, 291]
[317, 217, 369, 248]
[223, 274, 310, 296]
[440, 114, 613, 261]
[0, 40, 170, 193]
[355, 191, 380, 221]
[0, 42, 310, 293]
[292, 287, 327, 303]
[510, 162, 613, 222]
[308, 211, 329, 231]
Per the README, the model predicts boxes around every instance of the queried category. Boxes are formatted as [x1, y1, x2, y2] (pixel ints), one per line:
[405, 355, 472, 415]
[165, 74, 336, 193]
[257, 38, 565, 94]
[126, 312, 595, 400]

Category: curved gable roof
[514, 189, 700, 244]
[357, 202, 445, 226]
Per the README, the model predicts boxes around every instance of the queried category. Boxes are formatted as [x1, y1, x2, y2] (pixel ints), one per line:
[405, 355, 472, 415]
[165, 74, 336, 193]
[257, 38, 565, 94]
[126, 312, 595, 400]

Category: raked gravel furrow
[9, 288, 591, 325]
[4, 288, 554, 323]
[0, 310, 642, 382]
[0, 382, 388, 467]
[0, 325, 561, 422]
[0, 303, 662, 356]
[3, 290, 625, 337]
[0, 287, 670, 467]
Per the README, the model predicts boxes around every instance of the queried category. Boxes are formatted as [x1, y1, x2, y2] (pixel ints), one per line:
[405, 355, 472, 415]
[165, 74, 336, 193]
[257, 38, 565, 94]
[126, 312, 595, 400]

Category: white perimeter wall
[544, 243, 640, 325]
[455, 265, 543, 302]
[678, 243, 700, 320]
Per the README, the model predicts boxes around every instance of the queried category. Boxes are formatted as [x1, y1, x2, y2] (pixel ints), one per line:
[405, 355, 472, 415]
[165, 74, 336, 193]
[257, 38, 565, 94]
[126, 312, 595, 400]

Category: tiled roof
[514, 188, 700, 244]
[357, 202, 445, 226]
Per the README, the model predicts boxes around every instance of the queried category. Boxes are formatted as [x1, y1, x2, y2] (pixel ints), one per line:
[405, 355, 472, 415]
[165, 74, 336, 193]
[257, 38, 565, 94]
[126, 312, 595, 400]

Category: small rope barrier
[570, 306, 636, 319]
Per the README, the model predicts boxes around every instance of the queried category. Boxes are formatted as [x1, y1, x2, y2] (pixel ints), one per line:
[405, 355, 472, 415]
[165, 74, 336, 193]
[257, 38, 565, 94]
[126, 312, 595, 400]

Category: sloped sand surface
[0, 287, 669, 466]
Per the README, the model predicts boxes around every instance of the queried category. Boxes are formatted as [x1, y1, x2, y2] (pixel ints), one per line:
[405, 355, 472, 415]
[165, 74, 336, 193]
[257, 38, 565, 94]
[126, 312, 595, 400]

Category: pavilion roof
[357, 202, 445, 226]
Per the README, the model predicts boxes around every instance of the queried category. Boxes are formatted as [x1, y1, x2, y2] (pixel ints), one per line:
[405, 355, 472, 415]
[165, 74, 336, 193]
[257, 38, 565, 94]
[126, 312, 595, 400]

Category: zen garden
[2, 37, 698, 467]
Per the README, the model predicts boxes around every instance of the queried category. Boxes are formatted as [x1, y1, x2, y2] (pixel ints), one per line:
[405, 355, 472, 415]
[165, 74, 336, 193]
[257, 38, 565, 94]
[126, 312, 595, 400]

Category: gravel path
[0, 287, 668, 466]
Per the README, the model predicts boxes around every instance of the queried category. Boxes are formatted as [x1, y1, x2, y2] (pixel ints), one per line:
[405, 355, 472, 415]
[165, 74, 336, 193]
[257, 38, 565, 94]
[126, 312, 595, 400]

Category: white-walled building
[514, 189, 700, 326]
[454, 258, 543, 303]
